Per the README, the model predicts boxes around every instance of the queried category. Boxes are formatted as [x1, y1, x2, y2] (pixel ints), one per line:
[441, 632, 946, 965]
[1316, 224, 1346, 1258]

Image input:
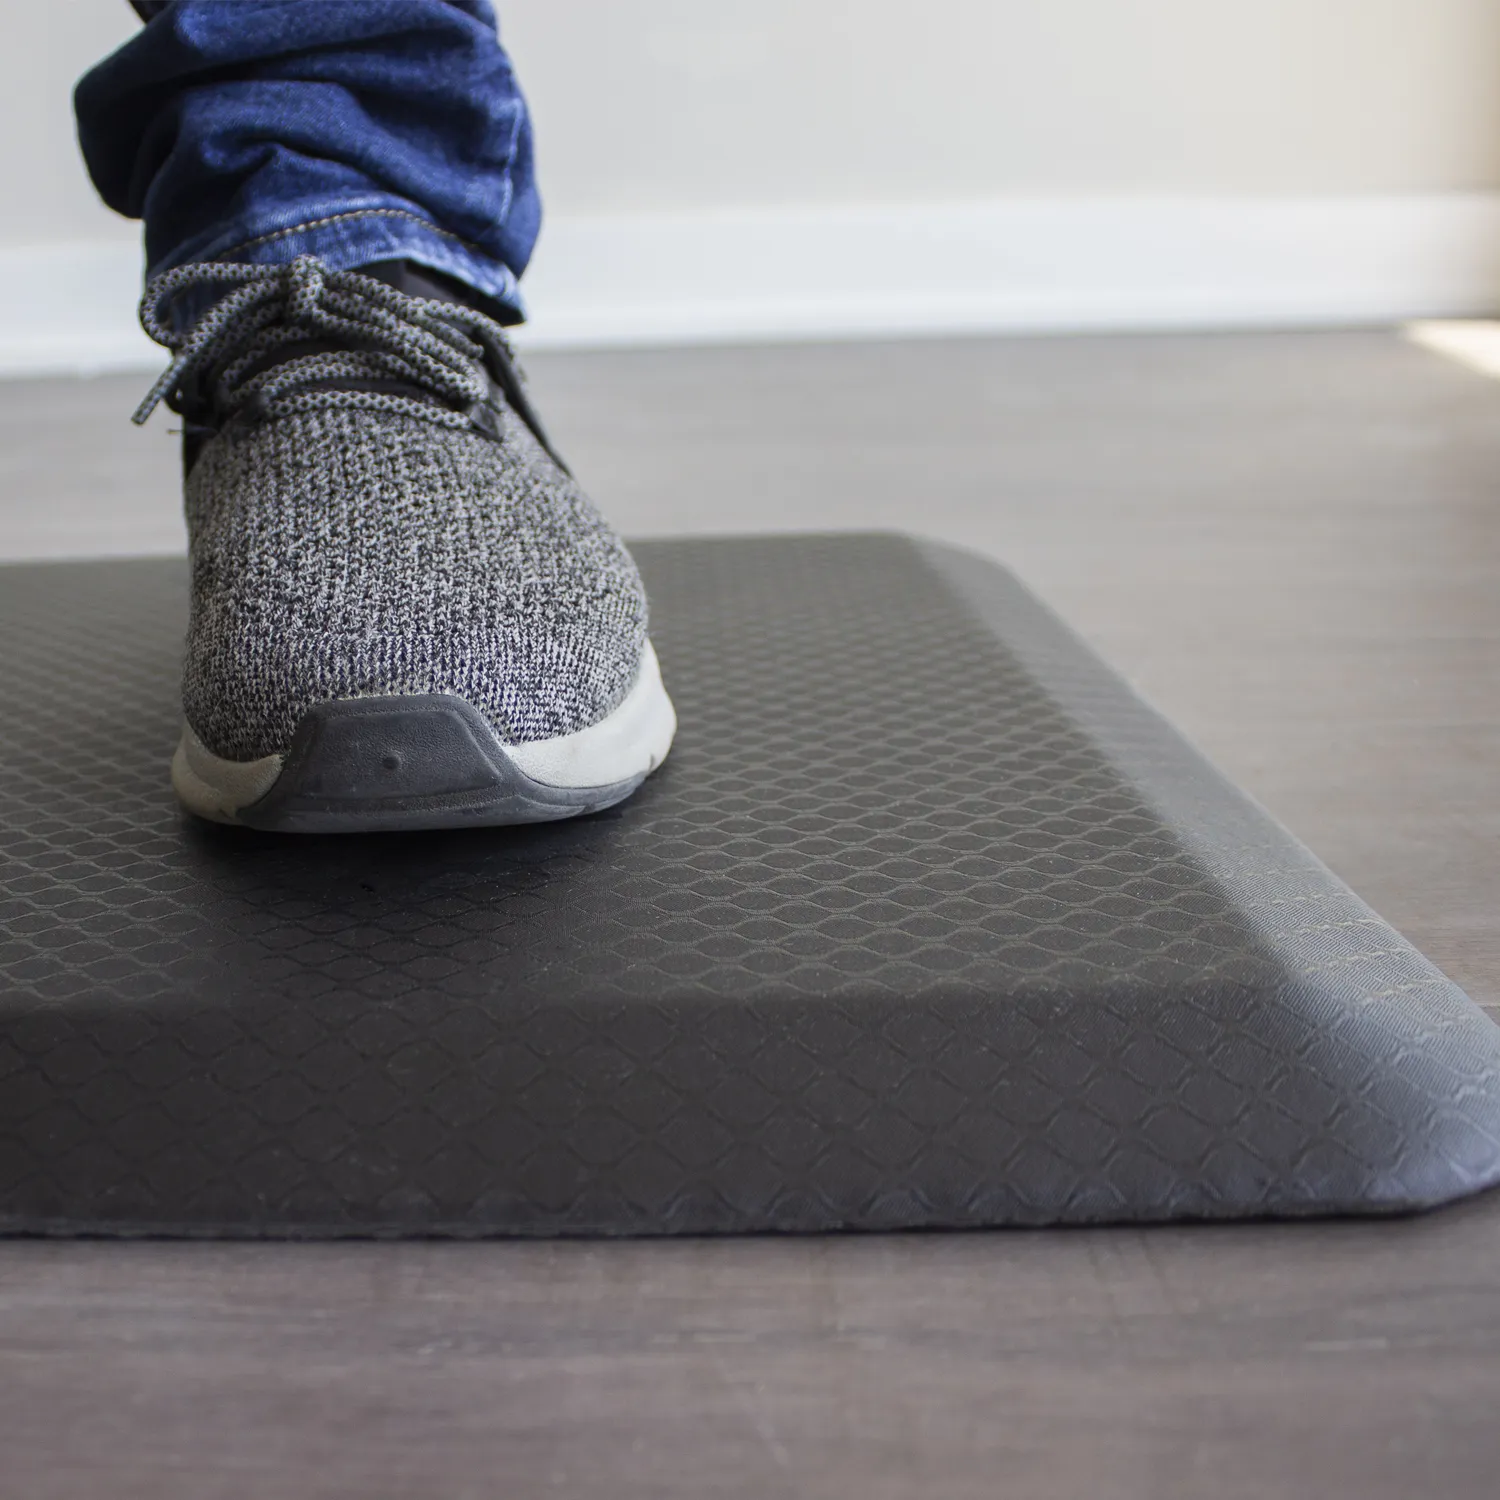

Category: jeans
[74, 0, 539, 322]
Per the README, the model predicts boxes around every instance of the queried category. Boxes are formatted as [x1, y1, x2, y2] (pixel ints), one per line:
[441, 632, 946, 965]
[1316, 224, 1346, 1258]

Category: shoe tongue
[354, 259, 515, 325]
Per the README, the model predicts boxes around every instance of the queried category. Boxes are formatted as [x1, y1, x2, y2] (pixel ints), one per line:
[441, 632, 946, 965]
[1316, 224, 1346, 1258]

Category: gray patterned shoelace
[132, 255, 509, 432]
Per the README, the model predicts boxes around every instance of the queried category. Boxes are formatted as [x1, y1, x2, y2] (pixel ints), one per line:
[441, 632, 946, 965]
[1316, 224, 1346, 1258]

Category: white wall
[3, 0, 1500, 370]
[0, 0, 140, 250]
[504, 0, 1500, 209]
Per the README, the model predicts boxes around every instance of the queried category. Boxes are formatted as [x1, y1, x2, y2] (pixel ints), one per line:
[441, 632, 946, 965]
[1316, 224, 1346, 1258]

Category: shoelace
[131, 255, 511, 432]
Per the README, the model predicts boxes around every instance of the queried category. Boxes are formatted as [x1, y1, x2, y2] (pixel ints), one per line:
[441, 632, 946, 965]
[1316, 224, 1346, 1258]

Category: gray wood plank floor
[2, 329, 1499, 1497]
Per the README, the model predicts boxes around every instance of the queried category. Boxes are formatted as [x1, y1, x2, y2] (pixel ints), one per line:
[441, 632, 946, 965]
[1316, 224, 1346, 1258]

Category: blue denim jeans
[74, 0, 538, 321]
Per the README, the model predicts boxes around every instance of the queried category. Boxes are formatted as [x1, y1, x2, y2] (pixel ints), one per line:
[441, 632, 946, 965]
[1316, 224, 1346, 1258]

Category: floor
[2, 329, 1500, 1497]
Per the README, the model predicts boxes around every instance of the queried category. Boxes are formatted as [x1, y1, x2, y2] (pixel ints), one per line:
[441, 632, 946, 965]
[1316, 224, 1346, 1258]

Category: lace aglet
[131, 354, 189, 426]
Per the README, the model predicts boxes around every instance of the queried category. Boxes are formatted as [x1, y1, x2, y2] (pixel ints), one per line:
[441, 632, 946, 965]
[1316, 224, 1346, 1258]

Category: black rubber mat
[3, 534, 1500, 1236]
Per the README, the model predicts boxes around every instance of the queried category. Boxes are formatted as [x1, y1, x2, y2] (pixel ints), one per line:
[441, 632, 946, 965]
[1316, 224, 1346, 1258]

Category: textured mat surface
[3, 533, 1500, 1236]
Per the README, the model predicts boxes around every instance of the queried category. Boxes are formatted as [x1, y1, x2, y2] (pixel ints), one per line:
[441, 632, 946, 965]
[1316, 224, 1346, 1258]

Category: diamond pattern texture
[2, 534, 1499, 1236]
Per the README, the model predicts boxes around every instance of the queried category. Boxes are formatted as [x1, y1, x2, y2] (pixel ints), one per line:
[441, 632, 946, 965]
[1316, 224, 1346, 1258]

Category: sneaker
[134, 255, 675, 834]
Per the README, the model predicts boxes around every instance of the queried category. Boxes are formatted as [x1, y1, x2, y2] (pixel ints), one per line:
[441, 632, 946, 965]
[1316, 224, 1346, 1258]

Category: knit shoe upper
[136, 257, 648, 765]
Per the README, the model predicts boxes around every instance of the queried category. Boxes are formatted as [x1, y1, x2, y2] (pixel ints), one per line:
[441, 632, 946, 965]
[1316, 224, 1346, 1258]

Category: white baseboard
[0, 242, 158, 376]
[6, 194, 1500, 376]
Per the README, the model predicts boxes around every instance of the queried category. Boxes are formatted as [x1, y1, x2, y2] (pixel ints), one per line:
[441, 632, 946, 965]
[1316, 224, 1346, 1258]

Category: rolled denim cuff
[151, 195, 526, 324]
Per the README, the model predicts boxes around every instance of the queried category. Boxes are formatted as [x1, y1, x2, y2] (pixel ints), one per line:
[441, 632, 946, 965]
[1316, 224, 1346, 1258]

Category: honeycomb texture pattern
[2, 534, 1499, 1237]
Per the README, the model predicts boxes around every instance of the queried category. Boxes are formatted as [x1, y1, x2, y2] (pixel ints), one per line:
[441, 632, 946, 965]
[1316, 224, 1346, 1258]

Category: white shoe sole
[172, 640, 676, 833]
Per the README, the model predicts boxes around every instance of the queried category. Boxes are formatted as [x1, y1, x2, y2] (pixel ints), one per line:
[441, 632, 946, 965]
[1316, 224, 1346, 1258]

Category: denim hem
[150, 198, 527, 323]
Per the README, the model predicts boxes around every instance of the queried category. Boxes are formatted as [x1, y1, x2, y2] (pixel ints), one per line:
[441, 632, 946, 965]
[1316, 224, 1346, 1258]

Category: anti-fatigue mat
[3, 534, 1500, 1236]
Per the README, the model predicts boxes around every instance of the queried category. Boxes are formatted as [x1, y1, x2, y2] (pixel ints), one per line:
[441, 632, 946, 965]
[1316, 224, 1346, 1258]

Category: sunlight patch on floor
[1404, 319, 1500, 380]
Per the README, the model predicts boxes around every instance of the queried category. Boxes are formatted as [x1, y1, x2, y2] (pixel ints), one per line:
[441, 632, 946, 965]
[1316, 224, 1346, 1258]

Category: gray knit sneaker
[134, 255, 675, 833]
